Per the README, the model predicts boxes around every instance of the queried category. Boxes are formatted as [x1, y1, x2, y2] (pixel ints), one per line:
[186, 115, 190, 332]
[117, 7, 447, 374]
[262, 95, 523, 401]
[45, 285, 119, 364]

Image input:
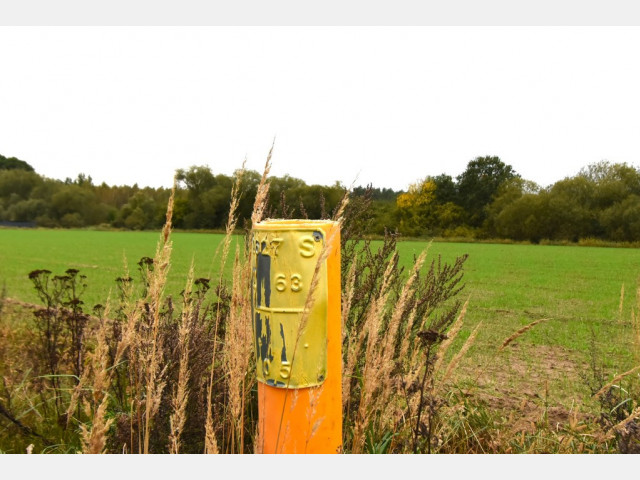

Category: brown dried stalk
[141, 183, 175, 454]
[251, 141, 274, 226]
[607, 405, 640, 436]
[634, 284, 640, 364]
[594, 364, 640, 398]
[499, 318, 549, 351]
[304, 387, 325, 454]
[427, 299, 468, 379]
[350, 255, 398, 453]
[205, 160, 247, 454]
[168, 263, 195, 454]
[79, 301, 135, 454]
[437, 321, 482, 391]
[273, 191, 350, 452]
[341, 257, 357, 342]
[80, 315, 113, 454]
[377, 250, 428, 420]
[340, 260, 358, 409]
[223, 247, 254, 453]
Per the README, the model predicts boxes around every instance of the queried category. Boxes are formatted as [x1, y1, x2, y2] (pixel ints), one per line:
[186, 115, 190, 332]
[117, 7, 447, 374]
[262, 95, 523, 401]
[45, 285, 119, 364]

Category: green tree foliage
[3, 152, 640, 243]
[431, 174, 458, 204]
[0, 154, 34, 172]
[456, 156, 519, 228]
[0, 169, 42, 201]
[346, 186, 399, 236]
[485, 177, 540, 237]
[489, 161, 640, 242]
[395, 177, 465, 237]
[600, 195, 640, 242]
[396, 178, 437, 236]
[492, 192, 548, 242]
[51, 185, 99, 227]
[0, 162, 355, 231]
[116, 191, 157, 230]
[175, 166, 233, 228]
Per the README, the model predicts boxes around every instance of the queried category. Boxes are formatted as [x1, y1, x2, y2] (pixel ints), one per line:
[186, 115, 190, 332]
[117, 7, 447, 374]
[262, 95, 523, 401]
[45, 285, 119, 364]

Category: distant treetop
[0, 154, 35, 172]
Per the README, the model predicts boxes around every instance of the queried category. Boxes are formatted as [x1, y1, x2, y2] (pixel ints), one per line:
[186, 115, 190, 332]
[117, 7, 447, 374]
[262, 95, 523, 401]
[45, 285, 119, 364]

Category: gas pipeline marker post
[251, 219, 342, 454]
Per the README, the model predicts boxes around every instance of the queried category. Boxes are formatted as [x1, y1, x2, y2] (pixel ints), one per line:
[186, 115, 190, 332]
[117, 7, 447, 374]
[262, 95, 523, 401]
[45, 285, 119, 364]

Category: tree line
[0, 155, 346, 231]
[2, 153, 640, 243]
[394, 157, 640, 243]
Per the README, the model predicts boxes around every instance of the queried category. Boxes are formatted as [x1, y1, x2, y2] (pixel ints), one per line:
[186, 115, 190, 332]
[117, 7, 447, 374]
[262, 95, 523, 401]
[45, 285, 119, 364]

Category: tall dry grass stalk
[74, 297, 137, 454]
[296, 218, 344, 347]
[436, 320, 482, 393]
[79, 307, 113, 454]
[427, 299, 468, 377]
[398, 299, 469, 421]
[594, 364, 640, 398]
[346, 254, 396, 452]
[223, 247, 254, 453]
[205, 159, 250, 453]
[204, 160, 246, 280]
[633, 283, 640, 365]
[251, 142, 273, 226]
[350, 249, 426, 453]
[205, 146, 272, 454]
[608, 405, 640, 436]
[378, 251, 428, 414]
[304, 386, 324, 454]
[273, 192, 350, 452]
[339, 231, 471, 453]
[204, 159, 250, 454]
[168, 262, 195, 454]
[140, 183, 175, 454]
[340, 259, 358, 410]
[341, 258, 357, 340]
[499, 318, 549, 351]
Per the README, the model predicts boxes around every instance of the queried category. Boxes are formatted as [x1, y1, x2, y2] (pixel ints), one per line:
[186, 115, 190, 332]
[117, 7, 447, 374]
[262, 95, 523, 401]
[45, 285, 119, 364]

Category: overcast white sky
[1, 26, 639, 191]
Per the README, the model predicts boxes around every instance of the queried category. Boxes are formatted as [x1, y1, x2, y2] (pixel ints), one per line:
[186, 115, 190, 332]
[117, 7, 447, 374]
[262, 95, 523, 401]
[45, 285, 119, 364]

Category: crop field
[0, 229, 241, 307]
[3, 228, 639, 382]
[2, 226, 640, 453]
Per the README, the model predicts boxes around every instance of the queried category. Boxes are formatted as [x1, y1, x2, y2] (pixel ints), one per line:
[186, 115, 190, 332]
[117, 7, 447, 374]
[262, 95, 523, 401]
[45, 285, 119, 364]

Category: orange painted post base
[251, 220, 342, 454]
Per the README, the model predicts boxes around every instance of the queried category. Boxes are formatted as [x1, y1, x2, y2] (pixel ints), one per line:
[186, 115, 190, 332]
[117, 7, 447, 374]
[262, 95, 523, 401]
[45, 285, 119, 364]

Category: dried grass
[141, 183, 175, 454]
[499, 318, 549, 351]
[608, 405, 640, 435]
[168, 263, 195, 454]
[79, 312, 114, 454]
[430, 299, 468, 375]
[437, 320, 482, 391]
[205, 159, 248, 454]
[223, 247, 254, 453]
[1, 147, 492, 455]
[594, 364, 640, 399]
[273, 192, 349, 452]
[251, 142, 273, 226]
[350, 255, 399, 453]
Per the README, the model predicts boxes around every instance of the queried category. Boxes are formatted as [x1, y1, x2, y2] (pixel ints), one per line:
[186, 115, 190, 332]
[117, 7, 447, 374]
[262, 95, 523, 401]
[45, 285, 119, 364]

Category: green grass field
[2, 228, 639, 410]
[401, 240, 640, 409]
[0, 228, 241, 307]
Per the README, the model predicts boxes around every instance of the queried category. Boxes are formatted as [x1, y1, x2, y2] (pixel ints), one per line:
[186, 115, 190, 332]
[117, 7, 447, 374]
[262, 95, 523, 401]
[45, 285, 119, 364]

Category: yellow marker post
[251, 220, 341, 454]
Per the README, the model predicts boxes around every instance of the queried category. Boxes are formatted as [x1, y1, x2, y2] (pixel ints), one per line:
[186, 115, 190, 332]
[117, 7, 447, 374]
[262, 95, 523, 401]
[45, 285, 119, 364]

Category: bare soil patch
[457, 343, 594, 434]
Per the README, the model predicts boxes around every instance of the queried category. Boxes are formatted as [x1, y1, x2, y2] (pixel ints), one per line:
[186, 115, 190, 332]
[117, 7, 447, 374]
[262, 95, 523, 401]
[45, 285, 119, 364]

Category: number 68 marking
[275, 273, 302, 292]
